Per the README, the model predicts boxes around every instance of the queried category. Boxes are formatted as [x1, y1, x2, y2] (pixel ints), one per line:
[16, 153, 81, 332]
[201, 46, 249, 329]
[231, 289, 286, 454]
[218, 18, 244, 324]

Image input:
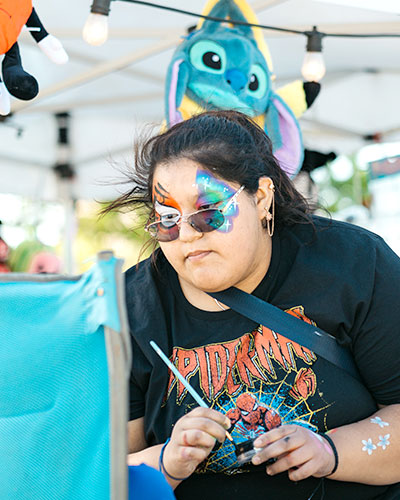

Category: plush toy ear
[265, 93, 304, 178]
[196, 0, 274, 74]
[200, 0, 255, 39]
[196, 0, 231, 34]
[165, 59, 190, 127]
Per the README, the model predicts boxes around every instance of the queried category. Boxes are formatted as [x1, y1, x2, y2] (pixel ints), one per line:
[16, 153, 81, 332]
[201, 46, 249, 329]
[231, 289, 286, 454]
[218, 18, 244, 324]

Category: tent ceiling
[1, 0, 399, 200]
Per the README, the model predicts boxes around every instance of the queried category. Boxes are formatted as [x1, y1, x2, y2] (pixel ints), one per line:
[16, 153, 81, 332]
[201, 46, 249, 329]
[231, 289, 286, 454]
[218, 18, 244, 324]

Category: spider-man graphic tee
[125, 216, 400, 500]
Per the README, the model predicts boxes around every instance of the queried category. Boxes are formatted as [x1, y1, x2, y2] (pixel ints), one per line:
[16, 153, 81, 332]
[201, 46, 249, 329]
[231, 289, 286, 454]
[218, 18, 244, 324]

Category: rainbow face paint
[195, 170, 240, 233]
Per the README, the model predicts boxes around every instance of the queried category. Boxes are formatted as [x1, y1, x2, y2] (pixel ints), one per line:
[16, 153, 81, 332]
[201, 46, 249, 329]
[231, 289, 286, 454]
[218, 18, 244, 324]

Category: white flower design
[362, 438, 377, 455]
[377, 434, 390, 450]
[370, 417, 389, 428]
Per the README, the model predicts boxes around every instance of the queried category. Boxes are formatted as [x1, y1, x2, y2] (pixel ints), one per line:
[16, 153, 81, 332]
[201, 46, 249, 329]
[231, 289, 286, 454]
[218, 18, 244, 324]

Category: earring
[264, 186, 275, 237]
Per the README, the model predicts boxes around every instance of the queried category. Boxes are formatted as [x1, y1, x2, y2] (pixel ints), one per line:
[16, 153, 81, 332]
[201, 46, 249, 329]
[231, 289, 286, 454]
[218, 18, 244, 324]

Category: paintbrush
[150, 340, 234, 444]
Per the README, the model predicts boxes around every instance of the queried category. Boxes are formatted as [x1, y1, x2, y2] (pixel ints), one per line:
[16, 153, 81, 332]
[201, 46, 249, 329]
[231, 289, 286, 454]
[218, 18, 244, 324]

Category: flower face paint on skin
[362, 438, 377, 455]
[195, 170, 240, 233]
[370, 417, 389, 428]
[377, 434, 390, 450]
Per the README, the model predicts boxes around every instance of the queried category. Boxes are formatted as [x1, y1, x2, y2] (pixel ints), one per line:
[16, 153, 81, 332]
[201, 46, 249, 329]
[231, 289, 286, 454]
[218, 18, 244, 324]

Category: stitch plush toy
[165, 0, 320, 178]
[0, 0, 68, 115]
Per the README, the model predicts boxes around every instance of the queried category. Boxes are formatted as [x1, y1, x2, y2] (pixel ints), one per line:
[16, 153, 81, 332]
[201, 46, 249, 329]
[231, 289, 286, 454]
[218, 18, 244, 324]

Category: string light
[83, 0, 400, 77]
[301, 27, 326, 83]
[83, 0, 112, 46]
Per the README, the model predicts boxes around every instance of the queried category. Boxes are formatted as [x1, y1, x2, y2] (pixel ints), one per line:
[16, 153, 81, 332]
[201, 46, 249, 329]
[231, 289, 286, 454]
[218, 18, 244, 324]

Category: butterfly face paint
[153, 182, 181, 220]
[195, 169, 240, 233]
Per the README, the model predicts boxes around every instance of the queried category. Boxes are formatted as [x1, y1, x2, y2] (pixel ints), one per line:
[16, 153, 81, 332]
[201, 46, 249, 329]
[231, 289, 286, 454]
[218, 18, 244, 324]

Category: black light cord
[116, 0, 400, 38]
[118, 0, 303, 34]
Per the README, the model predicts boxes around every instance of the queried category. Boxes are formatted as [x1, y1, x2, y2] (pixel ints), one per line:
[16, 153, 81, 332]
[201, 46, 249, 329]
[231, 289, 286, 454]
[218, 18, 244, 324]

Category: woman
[109, 110, 400, 499]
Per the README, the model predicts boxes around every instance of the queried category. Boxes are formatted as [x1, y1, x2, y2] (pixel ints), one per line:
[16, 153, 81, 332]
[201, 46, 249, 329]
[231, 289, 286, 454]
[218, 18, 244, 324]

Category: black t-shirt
[125, 216, 400, 500]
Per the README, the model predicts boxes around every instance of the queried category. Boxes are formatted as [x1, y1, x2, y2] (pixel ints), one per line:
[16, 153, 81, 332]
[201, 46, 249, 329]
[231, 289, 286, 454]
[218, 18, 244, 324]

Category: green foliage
[313, 155, 371, 213]
[75, 201, 154, 272]
[9, 240, 49, 272]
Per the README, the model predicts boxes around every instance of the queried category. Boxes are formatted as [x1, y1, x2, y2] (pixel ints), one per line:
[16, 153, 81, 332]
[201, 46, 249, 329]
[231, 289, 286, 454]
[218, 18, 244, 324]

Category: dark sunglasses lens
[190, 209, 225, 232]
[150, 222, 180, 242]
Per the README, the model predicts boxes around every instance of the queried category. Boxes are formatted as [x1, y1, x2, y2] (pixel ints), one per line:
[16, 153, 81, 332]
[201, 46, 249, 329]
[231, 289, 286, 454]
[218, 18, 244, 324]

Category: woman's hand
[162, 407, 231, 480]
[251, 425, 335, 481]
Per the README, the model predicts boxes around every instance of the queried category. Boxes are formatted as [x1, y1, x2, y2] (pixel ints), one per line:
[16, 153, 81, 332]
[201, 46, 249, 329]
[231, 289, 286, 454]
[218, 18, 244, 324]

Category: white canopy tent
[0, 0, 399, 268]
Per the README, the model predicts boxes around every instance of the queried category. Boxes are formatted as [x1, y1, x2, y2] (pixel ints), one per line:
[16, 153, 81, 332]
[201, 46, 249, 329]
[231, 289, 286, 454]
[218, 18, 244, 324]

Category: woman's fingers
[265, 446, 313, 475]
[287, 459, 317, 481]
[162, 407, 231, 480]
[178, 441, 212, 463]
[180, 428, 220, 449]
[179, 416, 228, 444]
[252, 425, 335, 481]
[186, 407, 231, 429]
[252, 427, 303, 465]
[253, 424, 298, 448]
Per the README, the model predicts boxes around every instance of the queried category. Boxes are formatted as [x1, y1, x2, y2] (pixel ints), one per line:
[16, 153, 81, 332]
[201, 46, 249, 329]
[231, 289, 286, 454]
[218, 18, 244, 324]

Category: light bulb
[82, 13, 109, 46]
[301, 51, 326, 82]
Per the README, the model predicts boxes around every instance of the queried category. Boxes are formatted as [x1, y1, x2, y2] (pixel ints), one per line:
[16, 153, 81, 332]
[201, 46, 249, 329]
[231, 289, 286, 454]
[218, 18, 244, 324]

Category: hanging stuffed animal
[0, 0, 68, 116]
[165, 0, 320, 178]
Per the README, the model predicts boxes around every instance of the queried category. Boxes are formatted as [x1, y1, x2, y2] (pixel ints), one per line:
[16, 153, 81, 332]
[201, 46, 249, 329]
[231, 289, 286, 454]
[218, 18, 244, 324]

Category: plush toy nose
[225, 69, 247, 92]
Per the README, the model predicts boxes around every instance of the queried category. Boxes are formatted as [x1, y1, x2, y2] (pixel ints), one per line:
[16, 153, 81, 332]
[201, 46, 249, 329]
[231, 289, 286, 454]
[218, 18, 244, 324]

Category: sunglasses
[145, 185, 245, 242]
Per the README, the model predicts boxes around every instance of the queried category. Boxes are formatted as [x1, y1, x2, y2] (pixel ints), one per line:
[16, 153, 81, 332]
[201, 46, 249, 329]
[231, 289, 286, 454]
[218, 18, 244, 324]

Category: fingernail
[252, 456, 261, 465]
[266, 467, 272, 475]
[253, 438, 268, 448]
[224, 418, 231, 428]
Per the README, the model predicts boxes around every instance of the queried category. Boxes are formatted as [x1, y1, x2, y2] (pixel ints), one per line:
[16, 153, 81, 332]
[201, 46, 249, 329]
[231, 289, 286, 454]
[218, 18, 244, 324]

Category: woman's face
[152, 158, 273, 294]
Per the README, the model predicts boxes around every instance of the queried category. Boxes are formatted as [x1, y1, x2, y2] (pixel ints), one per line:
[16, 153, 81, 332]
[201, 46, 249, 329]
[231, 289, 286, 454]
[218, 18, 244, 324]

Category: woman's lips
[186, 250, 211, 261]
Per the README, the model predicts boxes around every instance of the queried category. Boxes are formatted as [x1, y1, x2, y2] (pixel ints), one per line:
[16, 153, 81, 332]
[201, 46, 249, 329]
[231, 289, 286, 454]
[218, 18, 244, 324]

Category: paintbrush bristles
[225, 430, 234, 442]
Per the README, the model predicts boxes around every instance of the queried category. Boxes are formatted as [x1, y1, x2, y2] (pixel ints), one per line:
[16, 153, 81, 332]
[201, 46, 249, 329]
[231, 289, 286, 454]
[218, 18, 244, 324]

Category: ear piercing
[264, 184, 275, 237]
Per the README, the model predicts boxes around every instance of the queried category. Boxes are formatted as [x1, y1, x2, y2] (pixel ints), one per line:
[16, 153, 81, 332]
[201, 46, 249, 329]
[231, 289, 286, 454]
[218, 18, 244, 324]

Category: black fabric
[2, 43, 39, 100]
[125, 216, 400, 500]
[25, 8, 49, 43]
[209, 287, 360, 380]
[303, 81, 321, 108]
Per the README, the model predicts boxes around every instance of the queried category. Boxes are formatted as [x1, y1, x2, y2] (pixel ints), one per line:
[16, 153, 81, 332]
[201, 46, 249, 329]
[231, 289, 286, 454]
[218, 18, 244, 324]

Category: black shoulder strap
[209, 287, 362, 382]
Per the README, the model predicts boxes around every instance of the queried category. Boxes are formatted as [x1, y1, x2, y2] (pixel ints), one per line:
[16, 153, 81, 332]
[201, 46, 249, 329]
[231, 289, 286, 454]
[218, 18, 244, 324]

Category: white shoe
[38, 34, 69, 65]
[0, 82, 11, 115]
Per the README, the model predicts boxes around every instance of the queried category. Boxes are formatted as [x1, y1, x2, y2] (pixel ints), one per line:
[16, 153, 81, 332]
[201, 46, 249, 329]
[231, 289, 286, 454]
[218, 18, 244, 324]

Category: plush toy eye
[190, 40, 226, 74]
[248, 64, 268, 98]
[249, 74, 259, 91]
[203, 52, 221, 70]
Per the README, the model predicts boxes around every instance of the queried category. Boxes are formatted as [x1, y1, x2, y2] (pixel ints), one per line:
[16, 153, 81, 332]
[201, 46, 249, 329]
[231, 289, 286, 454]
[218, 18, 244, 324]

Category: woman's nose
[178, 219, 203, 242]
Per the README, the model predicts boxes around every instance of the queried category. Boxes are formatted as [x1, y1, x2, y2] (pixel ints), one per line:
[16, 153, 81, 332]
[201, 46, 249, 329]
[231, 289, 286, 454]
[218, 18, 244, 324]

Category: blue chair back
[0, 251, 131, 500]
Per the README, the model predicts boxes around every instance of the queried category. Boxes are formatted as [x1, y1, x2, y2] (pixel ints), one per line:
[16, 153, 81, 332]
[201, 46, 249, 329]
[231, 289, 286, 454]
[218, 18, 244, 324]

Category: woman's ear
[256, 177, 275, 221]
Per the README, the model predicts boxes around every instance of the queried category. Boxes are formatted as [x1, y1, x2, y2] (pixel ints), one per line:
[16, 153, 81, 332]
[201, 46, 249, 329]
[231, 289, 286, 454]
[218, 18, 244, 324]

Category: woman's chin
[191, 275, 232, 293]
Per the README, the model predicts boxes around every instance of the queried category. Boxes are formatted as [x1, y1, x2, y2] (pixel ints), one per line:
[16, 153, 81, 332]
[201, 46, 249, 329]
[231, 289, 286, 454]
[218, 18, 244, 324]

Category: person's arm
[127, 408, 231, 489]
[251, 404, 400, 484]
[127, 418, 168, 481]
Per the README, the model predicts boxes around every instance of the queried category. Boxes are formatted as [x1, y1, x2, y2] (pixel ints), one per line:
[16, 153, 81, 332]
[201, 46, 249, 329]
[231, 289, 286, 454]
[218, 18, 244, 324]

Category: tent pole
[64, 196, 77, 275]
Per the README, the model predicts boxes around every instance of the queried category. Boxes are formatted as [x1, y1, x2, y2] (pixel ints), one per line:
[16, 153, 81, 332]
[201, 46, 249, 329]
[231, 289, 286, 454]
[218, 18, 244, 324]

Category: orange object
[0, 0, 33, 54]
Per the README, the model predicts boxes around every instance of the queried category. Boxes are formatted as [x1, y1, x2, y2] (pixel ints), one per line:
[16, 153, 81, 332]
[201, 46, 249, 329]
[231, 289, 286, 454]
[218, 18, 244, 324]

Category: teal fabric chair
[0, 251, 131, 500]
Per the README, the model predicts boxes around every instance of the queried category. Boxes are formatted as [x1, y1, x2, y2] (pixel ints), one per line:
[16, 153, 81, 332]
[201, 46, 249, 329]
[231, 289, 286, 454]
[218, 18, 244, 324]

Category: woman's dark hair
[104, 110, 314, 237]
